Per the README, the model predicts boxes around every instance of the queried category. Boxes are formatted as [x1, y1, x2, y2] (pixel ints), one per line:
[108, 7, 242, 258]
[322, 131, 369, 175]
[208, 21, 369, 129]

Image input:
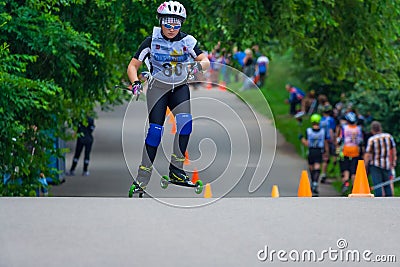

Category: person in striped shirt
[364, 121, 397, 197]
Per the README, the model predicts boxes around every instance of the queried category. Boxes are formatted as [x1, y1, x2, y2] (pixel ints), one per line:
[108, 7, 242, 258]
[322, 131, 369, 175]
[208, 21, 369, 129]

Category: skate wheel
[194, 180, 203, 194]
[128, 184, 136, 198]
[139, 192, 144, 198]
[161, 176, 169, 189]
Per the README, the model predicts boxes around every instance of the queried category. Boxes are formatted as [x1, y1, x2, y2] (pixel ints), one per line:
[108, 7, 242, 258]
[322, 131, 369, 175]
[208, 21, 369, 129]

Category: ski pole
[114, 84, 140, 101]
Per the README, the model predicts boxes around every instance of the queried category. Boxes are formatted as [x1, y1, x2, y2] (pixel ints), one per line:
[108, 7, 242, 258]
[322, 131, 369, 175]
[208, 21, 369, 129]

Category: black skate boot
[320, 173, 327, 184]
[159, 154, 204, 194]
[341, 180, 350, 196]
[169, 168, 191, 184]
[311, 181, 319, 197]
[169, 154, 190, 184]
[128, 165, 152, 198]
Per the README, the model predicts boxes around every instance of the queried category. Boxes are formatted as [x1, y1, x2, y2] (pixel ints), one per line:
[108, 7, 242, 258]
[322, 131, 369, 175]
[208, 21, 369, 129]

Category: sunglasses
[163, 23, 181, 30]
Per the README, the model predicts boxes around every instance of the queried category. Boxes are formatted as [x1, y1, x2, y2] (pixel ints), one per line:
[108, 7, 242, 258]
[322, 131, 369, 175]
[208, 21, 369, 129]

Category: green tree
[0, 0, 122, 195]
[1, 0, 400, 196]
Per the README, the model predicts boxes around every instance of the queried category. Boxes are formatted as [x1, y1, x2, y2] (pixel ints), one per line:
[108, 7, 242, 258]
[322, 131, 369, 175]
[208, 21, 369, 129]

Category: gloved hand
[298, 134, 303, 140]
[190, 62, 202, 75]
[131, 80, 142, 95]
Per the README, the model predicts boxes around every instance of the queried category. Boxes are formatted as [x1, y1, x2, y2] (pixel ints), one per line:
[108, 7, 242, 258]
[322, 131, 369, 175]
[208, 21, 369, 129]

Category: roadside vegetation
[1, 1, 399, 196]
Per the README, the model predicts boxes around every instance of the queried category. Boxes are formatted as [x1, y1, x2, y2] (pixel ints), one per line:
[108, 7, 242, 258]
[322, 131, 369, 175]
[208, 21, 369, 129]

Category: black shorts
[339, 157, 358, 175]
[308, 148, 323, 165]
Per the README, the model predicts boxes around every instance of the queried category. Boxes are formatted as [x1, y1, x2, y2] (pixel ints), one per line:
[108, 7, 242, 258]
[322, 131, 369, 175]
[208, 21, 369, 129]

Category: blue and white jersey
[256, 56, 269, 74]
[134, 27, 203, 86]
[320, 116, 336, 141]
[306, 128, 326, 149]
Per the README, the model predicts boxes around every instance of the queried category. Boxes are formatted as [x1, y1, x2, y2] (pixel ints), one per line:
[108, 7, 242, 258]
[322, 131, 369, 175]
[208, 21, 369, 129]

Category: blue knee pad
[176, 113, 192, 135]
[145, 123, 164, 147]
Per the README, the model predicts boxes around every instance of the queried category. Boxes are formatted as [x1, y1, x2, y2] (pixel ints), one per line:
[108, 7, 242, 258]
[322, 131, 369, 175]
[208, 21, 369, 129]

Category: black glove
[190, 62, 202, 75]
[298, 134, 303, 140]
[131, 80, 142, 95]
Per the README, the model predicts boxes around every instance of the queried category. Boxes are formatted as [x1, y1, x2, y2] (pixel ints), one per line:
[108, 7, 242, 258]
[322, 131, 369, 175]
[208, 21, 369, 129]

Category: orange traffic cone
[184, 151, 190, 165]
[271, 185, 279, 198]
[349, 160, 374, 197]
[297, 170, 312, 197]
[170, 116, 176, 134]
[204, 183, 212, 198]
[191, 168, 199, 183]
[166, 106, 171, 117]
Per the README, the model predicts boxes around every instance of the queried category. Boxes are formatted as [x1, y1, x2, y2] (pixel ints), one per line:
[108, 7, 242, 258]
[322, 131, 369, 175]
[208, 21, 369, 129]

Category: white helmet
[157, 1, 186, 21]
[344, 112, 357, 124]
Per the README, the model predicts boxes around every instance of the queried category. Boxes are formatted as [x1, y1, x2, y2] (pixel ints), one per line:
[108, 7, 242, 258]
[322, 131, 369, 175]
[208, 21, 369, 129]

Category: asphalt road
[50, 86, 337, 199]
[1, 197, 399, 267]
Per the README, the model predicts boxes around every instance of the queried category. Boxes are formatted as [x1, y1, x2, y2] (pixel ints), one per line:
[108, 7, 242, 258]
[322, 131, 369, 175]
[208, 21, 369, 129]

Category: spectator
[218, 49, 230, 85]
[294, 90, 317, 118]
[285, 84, 305, 115]
[67, 117, 95, 176]
[364, 121, 396, 197]
[252, 44, 262, 59]
[232, 47, 246, 70]
[242, 48, 255, 78]
[316, 94, 331, 114]
[364, 111, 374, 125]
[255, 54, 269, 87]
[334, 93, 347, 117]
[240, 48, 257, 91]
[208, 48, 219, 84]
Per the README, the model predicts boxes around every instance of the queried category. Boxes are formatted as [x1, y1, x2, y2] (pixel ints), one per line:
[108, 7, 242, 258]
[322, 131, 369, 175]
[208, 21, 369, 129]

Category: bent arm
[300, 137, 309, 147]
[363, 152, 371, 168]
[127, 58, 143, 84]
[195, 53, 210, 72]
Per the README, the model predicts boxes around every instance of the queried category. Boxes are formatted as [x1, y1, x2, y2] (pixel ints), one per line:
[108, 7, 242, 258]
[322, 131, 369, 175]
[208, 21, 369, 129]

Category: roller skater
[126, 1, 210, 197]
[299, 114, 329, 196]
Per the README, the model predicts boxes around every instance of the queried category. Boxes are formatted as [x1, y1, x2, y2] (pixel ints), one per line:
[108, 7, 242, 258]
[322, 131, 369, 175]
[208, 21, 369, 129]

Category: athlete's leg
[168, 84, 191, 181]
[134, 87, 169, 187]
[349, 157, 358, 184]
[69, 139, 84, 175]
[82, 139, 93, 175]
[340, 157, 351, 194]
[308, 154, 314, 183]
[169, 84, 191, 157]
[321, 144, 334, 183]
[311, 161, 321, 195]
[308, 150, 315, 188]
[142, 92, 168, 166]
